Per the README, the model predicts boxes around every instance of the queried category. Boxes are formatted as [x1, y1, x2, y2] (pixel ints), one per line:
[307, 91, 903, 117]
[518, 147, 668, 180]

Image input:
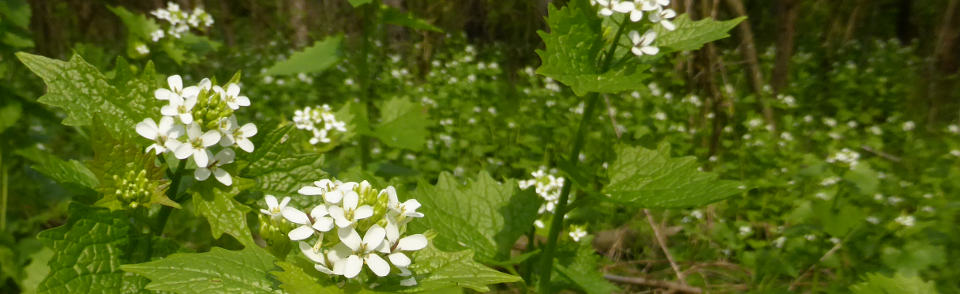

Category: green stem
[1, 148, 6, 232]
[152, 159, 187, 234]
[536, 19, 627, 291]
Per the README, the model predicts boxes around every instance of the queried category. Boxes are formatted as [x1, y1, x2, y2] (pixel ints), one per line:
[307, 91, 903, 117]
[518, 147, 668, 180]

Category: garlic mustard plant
[292, 104, 348, 145]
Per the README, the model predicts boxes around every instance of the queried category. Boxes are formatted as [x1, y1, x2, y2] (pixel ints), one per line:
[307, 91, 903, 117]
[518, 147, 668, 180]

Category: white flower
[329, 190, 374, 228]
[135, 44, 150, 55]
[214, 83, 251, 110]
[569, 226, 588, 242]
[160, 93, 198, 124]
[596, 0, 633, 16]
[155, 75, 199, 101]
[333, 225, 391, 278]
[629, 30, 659, 56]
[173, 123, 221, 167]
[298, 179, 337, 196]
[894, 215, 915, 227]
[382, 222, 428, 268]
[381, 187, 424, 222]
[282, 205, 335, 240]
[298, 241, 336, 274]
[194, 148, 235, 186]
[649, 8, 677, 30]
[135, 116, 184, 154]
[259, 194, 291, 218]
[218, 116, 258, 152]
[902, 121, 915, 131]
[150, 30, 165, 42]
[621, 1, 644, 22]
[639, 0, 670, 11]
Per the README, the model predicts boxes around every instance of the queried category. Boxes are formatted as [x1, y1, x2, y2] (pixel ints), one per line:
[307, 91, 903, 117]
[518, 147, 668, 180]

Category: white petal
[160, 105, 178, 116]
[613, 1, 634, 12]
[642, 46, 660, 55]
[329, 206, 351, 227]
[629, 30, 641, 44]
[237, 96, 250, 107]
[310, 205, 329, 218]
[300, 242, 325, 264]
[181, 86, 200, 98]
[168, 75, 183, 92]
[201, 131, 222, 147]
[632, 47, 643, 56]
[167, 123, 185, 139]
[363, 225, 386, 249]
[183, 96, 198, 109]
[214, 148, 235, 164]
[354, 205, 374, 220]
[136, 118, 158, 140]
[388, 252, 411, 267]
[279, 197, 291, 208]
[400, 277, 417, 286]
[157, 116, 175, 134]
[631, 10, 644, 22]
[661, 20, 676, 31]
[342, 191, 359, 210]
[194, 167, 211, 181]
[299, 186, 325, 195]
[237, 138, 254, 152]
[265, 195, 279, 209]
[343, 255, 363, 278]
[339, 228, 362, 251]
[179, 113, 194, 125]
[173, 144, 193, 159]
[214, 168, 232, 186]
[365, 254, 391, 277]
[227, 83, 240, 97]
[240, 123, 258, 137]
[198, 78, 212, 90]
[288, 225, 315, 240]
[193, 149, 209, 167]
[324, 190, 344, 204]
[282, 207, 310, 224]
[154, 88, 173, 100]
[312, 217, 334, 232]
[315, 264, 334, 274]
[379, 186, 398, 203]
[397, 234, 428, 251]
[385, 220, 400, 243]
[403, 199, 421, 211]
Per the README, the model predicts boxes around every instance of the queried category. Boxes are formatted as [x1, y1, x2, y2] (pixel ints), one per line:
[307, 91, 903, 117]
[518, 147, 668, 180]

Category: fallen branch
[644, 209, 688, 284]
[860, 145, 902, 162]
[604, 274, 703, 293]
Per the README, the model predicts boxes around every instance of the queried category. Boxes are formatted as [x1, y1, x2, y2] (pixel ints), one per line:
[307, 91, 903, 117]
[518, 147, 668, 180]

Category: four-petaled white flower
[649, 8, 677, 30]
[629, 30, 659, 56]
[174, 123, 221, 167]
[194, 148, 235, 185]
[155, 75, 199, 101]
[218, 115, 258, 152]
[382, 221, 428, 268]
[639, 0, 670, 11]
[381, 187, 424, 222]
[214, 83, 251, 110]
[160, 93, 198, 124]
[283, 205, 335, 240]
[329, 190, 374, 228]
[136, 116, 184, 154]
[259, 194, 291, 218]
[333, 225, 391, 278]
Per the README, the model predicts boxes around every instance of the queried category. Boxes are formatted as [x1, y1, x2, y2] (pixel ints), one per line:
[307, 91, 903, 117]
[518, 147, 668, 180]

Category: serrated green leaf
[15, 148, 99, 190]
[192, 184, 255, 247]
[21, 246, 53, 294]
[654, 15, 745, 53]
[373, 97, 430, 151]
[86, 121, 177, 210]
[121, 247, 277, 294]
[271, 261, 338, 294]
[382, 5, 442, 32]
[36, 204, 146, 294]
[603, 143, 743, 208]
[264, 35, 343, 76]
[240, 124, 328, 196]
[851, 273, 939, 294]
[404, 244, 521, 292]
[535, 0, 652, 96]
[16, 53, 161, 139]
[410, 171, 540, 263]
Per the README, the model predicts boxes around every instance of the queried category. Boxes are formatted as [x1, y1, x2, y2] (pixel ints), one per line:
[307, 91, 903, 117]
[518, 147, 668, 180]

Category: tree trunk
[928, 0, 960, 124]
[289, 0, 310, 47]
[771, 0, 799, 95]
[896, 0, 915, 44]
[725, 0, 775, 127]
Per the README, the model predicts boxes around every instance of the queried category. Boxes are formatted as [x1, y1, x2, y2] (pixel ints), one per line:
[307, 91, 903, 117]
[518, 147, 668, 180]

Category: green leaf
[654, 15, 745, 54]
[381, 5, 442, 32]
[554, 237, 619, 294]
[121, 247, 277, 294]
[0, 101, 22, 134]
[881, 241, 946, 276]
[240, 124, 328, 196]
[535, 0, 652, 96]
[21, 246, 53, 294]
[405, 244, 521, 292]
[86, 121, 177, 210]
[373, 97, 430, 151]
[851, 273, 939, 294]
[36, 204, 146, 293]
[16, 148, 99, 190]
[107, 6, 161, 42]
[264, 35, 343, 76]
[16, 53, 160, 139]
[348, 0, 373, 7]
[410, 171, 540, 263]
[0, 0, 31, 30]
[603, 143, 744, 208]
[192, 184, 256, 247]
[844, 163, 879, 195]
[271, 261, 338, 294]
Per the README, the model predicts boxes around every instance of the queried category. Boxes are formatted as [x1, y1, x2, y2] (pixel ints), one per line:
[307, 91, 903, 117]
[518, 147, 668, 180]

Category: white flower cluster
[292, 105, 347, 145]
[826, 148, 861, 168]
[135, 75, 257, 186]
[266, 180, 427, 284]
[519, 167, 566, 228]
[149, 2, 214, 42]
[591, 0, 676, 57]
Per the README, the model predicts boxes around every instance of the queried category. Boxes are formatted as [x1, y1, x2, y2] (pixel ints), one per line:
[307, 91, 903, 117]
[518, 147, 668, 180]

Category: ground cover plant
[1, 0, 959, 293]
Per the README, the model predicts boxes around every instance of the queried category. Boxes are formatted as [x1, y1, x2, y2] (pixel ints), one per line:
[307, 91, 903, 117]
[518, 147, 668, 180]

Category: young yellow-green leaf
[850, 273, 939, 294]
[192, 184, 255, 247]
[405, 244, 521, 292]
[409, 171, 541, 263]
[15, 148, 99, 190]
[16, 53, 161, 139]
[264, 35, 343, 76]
[535, 0, 653, 96]
[271, 261, 338, 294]
[373, 97, 430, 151]
[36, 204, 144, 294]
[121, 247, 277, 294]
[653, 15, 745, 54]
[603, 143, 744, 208]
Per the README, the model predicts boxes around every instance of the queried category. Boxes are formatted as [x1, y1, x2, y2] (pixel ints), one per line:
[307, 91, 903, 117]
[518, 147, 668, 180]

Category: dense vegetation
[0, 0, 958, 293]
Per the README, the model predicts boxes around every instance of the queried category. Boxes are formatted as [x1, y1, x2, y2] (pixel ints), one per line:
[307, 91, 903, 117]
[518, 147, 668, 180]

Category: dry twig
[604, 274, 703, 293]
[643, 209, 687, 285]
